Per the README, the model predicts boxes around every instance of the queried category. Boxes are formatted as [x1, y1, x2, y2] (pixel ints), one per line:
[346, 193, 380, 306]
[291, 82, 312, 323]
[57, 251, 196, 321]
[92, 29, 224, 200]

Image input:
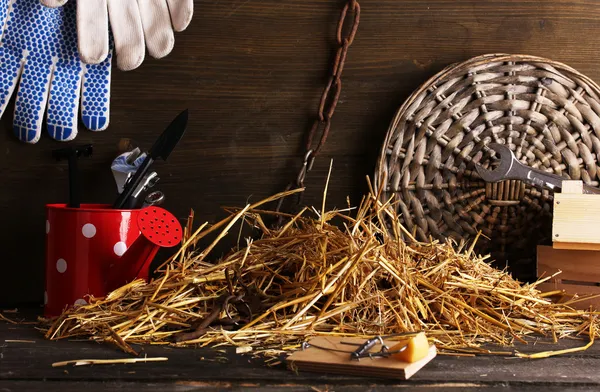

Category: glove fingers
[0, 0, 12, 42]
[40, 0, 68, 8]
[13, 56, 52, 143]
[138, 0, 174, 59]
[77, 0, 109, 64]
[46, 65, 84, 141]
[107, 0, 144, 71]
[0, 51, 22, 121]
[166, 0, 193, 32]
[81, 53, 112, 131]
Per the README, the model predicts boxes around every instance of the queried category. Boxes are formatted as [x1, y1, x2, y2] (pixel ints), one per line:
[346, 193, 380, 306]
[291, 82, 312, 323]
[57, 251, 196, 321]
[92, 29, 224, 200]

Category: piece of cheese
[388, 332, 429, 363]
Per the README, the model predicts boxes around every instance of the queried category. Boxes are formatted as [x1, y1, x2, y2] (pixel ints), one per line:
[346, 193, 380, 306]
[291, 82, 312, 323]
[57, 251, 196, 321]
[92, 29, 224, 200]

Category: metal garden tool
[113, 109, 188, 209]
[52, 144, 93, 208]
[143, 190, 165, 207]
[475, 143, 600, 194]
[122, 172, 160, 209]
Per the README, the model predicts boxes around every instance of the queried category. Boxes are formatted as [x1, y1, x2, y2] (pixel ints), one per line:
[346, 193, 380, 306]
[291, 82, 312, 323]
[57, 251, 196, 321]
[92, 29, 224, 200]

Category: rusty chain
[276, 0, 360, 214]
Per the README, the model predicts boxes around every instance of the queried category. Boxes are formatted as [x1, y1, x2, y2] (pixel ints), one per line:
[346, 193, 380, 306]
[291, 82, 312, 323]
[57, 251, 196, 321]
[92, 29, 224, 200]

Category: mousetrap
[286, 334, 437, 380]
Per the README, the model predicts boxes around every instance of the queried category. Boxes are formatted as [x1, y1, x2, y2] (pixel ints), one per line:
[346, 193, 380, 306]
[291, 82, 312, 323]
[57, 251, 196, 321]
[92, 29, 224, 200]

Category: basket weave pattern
[375, 54, 600, 267]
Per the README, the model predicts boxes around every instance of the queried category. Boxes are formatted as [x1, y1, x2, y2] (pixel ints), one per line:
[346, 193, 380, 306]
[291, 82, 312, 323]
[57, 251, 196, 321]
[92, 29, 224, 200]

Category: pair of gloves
[0, 0, 193, 143]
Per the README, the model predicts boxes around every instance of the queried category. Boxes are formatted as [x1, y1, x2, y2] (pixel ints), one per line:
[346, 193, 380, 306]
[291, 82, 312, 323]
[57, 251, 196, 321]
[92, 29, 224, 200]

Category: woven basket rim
[372, 52, 600, 270]
[374, 53, 600, 191]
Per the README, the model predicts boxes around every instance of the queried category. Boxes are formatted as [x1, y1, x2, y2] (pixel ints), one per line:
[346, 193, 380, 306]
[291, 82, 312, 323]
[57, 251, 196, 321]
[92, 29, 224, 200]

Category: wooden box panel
[537, 245, 600, 310]
[537, 245, 600, 283]
[552, 181, 600, 251]
[537, 282, 600, 310]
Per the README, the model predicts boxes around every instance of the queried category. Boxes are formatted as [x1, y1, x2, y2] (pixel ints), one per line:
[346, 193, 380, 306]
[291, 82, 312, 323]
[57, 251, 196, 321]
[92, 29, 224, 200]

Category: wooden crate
[536, 245, 600, 310]
[553, 180, 600, 250]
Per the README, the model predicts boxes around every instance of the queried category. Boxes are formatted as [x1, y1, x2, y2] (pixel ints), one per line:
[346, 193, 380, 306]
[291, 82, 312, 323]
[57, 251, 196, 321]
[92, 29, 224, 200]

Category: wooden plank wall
[3, 0, 600, 305]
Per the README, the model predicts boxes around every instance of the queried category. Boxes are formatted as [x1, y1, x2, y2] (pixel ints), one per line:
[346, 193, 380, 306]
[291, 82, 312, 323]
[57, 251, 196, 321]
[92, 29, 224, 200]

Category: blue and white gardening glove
[0, 0, 112, 143]
[41, 0, 193, 71]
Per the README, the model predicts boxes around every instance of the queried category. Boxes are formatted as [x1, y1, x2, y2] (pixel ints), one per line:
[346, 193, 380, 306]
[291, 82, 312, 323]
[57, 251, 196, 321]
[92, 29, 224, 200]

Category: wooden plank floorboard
[3, 316, 600, 389]
[2, 381, 600, 392]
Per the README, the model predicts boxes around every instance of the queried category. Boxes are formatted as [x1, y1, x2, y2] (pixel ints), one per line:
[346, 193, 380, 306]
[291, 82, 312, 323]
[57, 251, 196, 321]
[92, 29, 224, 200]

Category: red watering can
[44, 204, 182, 317]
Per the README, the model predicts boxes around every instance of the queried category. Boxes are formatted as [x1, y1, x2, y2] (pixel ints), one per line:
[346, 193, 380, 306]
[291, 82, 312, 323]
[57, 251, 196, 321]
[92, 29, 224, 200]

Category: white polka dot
[56, 258, 67, 273]
[46, 220, 50, 234]
[82, 223, 97, 238]
[74, 298, 87, 306]
[113, 242, 127, 256]
[44, 291, 48, 305]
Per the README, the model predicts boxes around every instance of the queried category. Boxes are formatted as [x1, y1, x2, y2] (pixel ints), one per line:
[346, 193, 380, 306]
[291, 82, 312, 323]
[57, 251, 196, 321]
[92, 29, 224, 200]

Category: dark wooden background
[2, 0, 600, 305]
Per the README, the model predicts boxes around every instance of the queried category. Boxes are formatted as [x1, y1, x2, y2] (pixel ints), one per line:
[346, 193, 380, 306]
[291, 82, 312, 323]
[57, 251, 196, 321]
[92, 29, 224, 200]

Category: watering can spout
[106, 237, 160, 292]
[107, 206, 183, 292]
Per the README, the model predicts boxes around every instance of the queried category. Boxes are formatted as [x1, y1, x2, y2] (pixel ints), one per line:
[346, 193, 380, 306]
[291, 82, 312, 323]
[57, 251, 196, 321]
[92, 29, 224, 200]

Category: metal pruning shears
[475, 143, 600, 194]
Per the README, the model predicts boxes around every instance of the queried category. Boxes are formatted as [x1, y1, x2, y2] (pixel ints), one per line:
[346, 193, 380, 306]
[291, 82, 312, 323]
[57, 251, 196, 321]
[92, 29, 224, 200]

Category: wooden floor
[2, 311, 600, 391]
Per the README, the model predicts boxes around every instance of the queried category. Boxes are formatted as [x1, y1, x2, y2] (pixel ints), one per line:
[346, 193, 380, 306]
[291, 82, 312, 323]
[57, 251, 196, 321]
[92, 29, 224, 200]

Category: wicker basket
[375, 53, 600, 275]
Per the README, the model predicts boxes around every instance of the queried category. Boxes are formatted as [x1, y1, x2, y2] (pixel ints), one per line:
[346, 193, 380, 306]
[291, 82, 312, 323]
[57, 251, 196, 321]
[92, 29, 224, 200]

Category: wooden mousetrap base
[286, 336, 437, 380]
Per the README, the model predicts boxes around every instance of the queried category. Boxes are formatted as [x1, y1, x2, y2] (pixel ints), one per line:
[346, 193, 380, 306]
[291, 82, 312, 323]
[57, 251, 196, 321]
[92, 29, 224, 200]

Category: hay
[44, 180, 599, 358]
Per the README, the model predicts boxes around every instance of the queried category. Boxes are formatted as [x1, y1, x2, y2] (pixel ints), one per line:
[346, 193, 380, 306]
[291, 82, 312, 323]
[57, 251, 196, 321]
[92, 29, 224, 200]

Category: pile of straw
[45, 181, 599, 358]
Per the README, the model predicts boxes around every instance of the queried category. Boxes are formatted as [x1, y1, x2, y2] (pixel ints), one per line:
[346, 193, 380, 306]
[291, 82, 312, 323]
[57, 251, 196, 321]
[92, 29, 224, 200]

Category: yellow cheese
[388, 332, 429, 363]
